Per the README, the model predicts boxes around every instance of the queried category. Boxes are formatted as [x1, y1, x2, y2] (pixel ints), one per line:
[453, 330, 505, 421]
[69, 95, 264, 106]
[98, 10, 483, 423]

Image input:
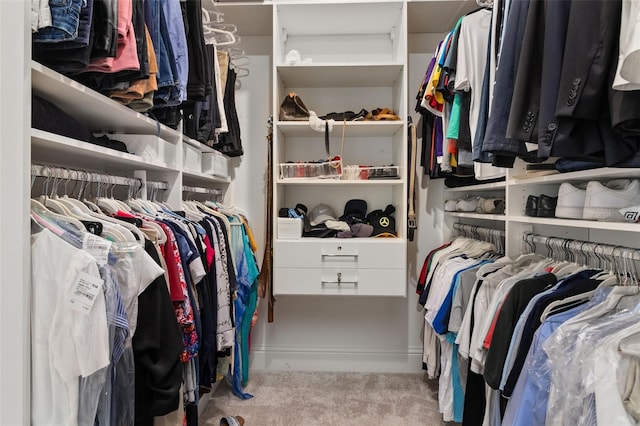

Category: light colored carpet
[200, 371, 452, 426]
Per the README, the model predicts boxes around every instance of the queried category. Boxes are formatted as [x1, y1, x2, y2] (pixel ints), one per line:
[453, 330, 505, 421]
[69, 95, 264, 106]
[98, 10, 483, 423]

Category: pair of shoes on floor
[444, 197, 504, 214]
[220, 415, 245, 426]
[556, 179, 640, 221]
[525, 194, 558, 217]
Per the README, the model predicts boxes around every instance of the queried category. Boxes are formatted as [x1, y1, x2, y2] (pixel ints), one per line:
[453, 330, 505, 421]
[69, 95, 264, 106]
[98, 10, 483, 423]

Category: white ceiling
[208, 1, 482, 37]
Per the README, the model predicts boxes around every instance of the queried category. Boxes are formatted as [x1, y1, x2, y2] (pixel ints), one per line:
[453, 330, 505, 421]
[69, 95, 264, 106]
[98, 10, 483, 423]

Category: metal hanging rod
[31, 164, 168, 190]
[453, 223, 505, 253]
[453, 223, 505, 238]
[522, 232, 640, 262]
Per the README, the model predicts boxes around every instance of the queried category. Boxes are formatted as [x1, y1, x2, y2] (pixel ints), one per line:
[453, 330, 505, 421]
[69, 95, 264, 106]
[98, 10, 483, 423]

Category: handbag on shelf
[279, 91, 310, 121]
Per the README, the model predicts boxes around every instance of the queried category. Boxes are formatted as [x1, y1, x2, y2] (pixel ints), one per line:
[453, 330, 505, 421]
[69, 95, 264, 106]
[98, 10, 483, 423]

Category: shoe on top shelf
[476, 197, 505, 214]
[456, 197, 479, 212]
[556, 182, 588, 219]
[583, 179, 640, 221]
[536, 194, 558, 217]
[444, 199, 458, 212]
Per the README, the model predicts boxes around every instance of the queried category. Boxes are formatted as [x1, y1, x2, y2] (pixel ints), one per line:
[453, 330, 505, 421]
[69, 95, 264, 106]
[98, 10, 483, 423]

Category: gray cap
[309, 203, 336, 226]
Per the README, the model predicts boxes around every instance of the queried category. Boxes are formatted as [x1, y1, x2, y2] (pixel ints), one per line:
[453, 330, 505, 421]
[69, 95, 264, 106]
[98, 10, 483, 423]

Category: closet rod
[31, 164, 168, 189]
[453, 222, 505, 237]
[523, 232, 640, 262]
[182, 185, 223, 196]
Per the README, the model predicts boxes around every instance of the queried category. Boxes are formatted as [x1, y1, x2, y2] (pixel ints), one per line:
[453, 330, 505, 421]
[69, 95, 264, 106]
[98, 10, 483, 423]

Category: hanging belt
[408, 119, 418, 241]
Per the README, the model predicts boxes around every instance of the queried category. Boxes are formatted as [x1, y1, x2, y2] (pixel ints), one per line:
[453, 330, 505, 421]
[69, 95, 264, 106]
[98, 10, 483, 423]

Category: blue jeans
[33, 0, 83, 42]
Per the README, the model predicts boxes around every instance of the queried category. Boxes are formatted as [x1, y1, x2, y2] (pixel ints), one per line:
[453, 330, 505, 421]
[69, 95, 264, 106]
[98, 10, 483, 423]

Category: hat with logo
[309, 203, 337, 226]
[366, 204, 397, 237]
[340, 199, 367, 224]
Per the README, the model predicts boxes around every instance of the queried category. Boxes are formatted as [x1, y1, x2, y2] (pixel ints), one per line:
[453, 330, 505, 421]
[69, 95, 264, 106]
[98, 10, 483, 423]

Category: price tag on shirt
[68, 272, 104, 314]
[83, 233, 112, 265]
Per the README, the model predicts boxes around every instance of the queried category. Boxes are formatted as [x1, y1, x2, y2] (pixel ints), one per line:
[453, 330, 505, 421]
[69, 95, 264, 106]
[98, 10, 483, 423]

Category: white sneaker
[456, 197, 478, 212]
[556, 182, 588, 219]
[444, 199, 458, 212]
[583, 179, 640, 221]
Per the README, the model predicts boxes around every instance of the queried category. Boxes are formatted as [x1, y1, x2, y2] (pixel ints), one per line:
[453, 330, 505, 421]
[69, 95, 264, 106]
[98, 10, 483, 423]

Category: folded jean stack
[32, 0, 243, 156]
[444, 197, 505, 215]
[556, 179, 640, 222]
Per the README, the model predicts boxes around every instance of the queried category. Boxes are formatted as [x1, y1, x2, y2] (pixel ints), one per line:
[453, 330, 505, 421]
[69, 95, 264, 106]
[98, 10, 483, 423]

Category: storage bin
[342, 165, 400, 180]
[110, 134, 177, 168]
[182, 142, 202, 173]
[202, 151, 230, 178]
[277, 218, 303, 239]
[279, 158, 342, 179]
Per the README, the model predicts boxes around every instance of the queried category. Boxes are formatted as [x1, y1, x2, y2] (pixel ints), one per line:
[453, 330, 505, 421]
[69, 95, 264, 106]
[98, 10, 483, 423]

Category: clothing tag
[83, 233, 112, 265]
[68, 272, 104, 314]
[525, 142, 538, 152]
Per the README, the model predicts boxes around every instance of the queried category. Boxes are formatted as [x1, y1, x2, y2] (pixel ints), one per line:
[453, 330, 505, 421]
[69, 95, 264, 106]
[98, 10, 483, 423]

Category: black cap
[366, 204, 397, 237]
[340, 199, 367, 224]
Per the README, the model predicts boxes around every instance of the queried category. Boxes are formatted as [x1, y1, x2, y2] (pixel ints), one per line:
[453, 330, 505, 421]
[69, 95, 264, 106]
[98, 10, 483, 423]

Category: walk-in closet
[2, 0, 640, 424]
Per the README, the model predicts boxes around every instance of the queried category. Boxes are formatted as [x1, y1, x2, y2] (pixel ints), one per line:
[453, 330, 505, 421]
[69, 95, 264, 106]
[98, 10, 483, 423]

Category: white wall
[0, 1, 30, 423]
[233, 36, 445, 373]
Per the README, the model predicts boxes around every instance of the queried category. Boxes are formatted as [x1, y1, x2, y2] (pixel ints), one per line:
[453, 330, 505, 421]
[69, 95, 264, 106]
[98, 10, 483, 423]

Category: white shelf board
[444, 181, 506, 192]
[182, 169, 231, 185]
[31, 61, 181, 143]
[277, 178, 403, 185]
[408, 0, 480, 34]
[31, 129, 178, 173]
[276, 2, 403, 36]
[508, 168, 640, 186]
[277, 64, 404, 88]
[445, 212, 506, 221]
[206, 3, 272, 36]
[277, 121, 404, 137]
[275, 237, 406, 245]
[508, 215, 640, 232]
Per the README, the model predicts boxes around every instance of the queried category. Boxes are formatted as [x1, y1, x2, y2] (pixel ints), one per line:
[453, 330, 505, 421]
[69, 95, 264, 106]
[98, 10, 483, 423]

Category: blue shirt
[503, 288, 611, 425]
[432, 260, 490, 334]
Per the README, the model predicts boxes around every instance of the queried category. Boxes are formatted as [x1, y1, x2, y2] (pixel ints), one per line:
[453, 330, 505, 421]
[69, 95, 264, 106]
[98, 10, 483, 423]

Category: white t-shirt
[31, 230, 110, 426]
[455, 9, 505, 180]
[613, 0, 640, 90]
[110, 242, 164, 336]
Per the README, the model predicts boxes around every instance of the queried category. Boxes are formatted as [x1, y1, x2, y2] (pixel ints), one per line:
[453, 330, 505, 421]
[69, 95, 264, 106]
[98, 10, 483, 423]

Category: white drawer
[274, 240, 406, 269]
[273, 267, 406, 297]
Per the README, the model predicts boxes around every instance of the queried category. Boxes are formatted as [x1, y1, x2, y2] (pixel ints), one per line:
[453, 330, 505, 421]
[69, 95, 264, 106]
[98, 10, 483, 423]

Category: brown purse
[279, 91, 310, 121]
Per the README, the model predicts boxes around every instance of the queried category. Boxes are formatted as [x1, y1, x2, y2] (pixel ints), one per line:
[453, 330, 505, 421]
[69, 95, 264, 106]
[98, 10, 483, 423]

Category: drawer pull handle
[321, 281, 358, 286]
[321, 253, 358, 258]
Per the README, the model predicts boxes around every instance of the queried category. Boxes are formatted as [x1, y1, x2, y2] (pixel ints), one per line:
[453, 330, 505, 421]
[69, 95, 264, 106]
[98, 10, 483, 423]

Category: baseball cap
[340, 199, 367, 224]
[309, 203, 337, 226]
[367, 204, 397, 237]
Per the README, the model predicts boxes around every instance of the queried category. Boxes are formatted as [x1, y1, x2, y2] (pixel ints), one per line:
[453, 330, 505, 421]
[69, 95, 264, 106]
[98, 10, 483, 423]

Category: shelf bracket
[282, 29, 288, 43]
[389, 26, 397, 41]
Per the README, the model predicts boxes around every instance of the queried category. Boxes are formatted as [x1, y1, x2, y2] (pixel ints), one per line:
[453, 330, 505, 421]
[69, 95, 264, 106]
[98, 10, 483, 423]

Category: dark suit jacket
[551, 0, 640, 165]
[506, 0, 544, 148]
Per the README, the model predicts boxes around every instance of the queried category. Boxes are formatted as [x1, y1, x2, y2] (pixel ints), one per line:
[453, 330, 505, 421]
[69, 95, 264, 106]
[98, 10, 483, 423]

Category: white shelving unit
[272, 0, 408, 297]
[444, 158, 640, 257]
[30, 62, 231, 207]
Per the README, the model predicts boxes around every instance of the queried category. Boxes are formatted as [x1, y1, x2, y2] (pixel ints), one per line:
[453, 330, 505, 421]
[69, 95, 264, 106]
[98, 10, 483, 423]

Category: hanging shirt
[613, 0, 640, 90]
[110, 241, 165, 336]
[31, 229, 110, 426]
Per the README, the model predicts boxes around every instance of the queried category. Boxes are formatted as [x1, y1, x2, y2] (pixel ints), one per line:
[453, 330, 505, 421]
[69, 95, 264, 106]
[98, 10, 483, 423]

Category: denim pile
[32, 0, 243, 157]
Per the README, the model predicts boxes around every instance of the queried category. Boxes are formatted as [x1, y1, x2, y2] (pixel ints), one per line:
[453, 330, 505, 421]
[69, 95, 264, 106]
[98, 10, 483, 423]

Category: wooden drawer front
[274, 267, 406, 297]
[274, 240, 406, 270]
